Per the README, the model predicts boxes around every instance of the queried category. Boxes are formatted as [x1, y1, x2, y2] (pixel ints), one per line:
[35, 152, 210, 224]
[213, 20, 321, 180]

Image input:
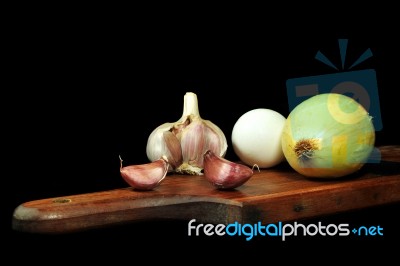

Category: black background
[3, 5, 400, 263]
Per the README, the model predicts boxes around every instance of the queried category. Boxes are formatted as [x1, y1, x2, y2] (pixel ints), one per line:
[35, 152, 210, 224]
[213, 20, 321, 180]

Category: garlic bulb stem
[180, 92, 200, 120]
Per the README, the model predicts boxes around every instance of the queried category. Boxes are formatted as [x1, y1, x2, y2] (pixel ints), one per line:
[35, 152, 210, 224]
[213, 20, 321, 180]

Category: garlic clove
[178, 120, 206, 173]
[146, 122, 173, 162]
[203, 150, 254, 190]
[119, 156, 169, 191]
[176, 119, 227, 175]
[162, 131, 183, 169]
[146, 122, 182, 172]
[203, 120, 228, 158]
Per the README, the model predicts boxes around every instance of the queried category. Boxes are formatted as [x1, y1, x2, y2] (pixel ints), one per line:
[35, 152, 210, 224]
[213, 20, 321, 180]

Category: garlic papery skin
[146, 92, 228, 175]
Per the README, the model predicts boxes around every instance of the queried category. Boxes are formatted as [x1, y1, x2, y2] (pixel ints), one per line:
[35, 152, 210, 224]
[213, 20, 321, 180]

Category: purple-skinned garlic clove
[203, 150, 254, 190]
[119, 156, 169, 191]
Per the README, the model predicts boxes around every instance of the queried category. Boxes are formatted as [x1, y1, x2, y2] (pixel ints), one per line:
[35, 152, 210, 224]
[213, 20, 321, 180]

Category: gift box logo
[286, 39, 381, 163]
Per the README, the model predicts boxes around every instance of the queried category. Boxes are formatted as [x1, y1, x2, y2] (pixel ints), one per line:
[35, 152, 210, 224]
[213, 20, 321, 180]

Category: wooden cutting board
[12, 145, 400, 234]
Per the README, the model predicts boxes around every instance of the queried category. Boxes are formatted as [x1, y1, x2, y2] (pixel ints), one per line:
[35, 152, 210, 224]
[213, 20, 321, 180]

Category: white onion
[231, 108, 287, 168]
[281, 93, 375, 178]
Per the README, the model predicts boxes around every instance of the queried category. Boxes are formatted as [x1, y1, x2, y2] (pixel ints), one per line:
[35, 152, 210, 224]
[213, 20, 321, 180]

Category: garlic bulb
[146, 92, 228, 175]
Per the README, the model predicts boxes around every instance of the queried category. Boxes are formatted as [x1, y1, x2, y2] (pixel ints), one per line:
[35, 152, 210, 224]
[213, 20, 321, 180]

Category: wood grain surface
[12, 145, 400, 234]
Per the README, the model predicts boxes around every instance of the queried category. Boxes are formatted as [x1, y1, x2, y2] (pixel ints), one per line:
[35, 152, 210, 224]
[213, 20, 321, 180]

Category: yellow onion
[281, 93, 375, 178]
